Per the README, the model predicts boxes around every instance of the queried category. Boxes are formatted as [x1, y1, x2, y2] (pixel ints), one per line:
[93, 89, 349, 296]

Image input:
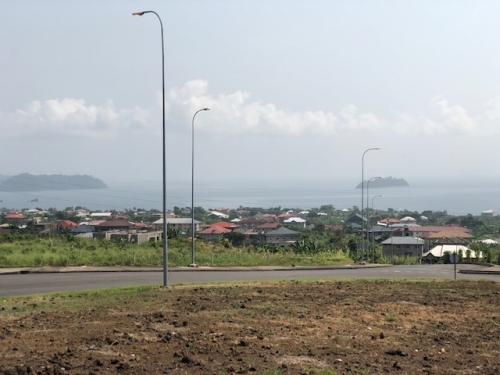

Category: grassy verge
[0, 235, 352, 268]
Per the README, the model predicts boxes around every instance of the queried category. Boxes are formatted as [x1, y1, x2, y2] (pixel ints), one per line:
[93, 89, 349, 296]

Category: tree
[167, 225, 180, 239]
[223, 232, 245, 247]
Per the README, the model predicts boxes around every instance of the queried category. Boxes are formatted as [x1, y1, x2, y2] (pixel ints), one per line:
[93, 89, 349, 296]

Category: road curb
[458, 270, 500, 275]
[0, 264, 392, 275]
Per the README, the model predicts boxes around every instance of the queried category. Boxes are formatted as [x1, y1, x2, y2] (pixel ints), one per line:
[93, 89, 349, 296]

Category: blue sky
[2, 1, 500, 190]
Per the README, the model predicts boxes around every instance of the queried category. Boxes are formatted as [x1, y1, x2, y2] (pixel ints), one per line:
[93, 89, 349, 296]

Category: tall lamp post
[371, 194, 383, 263]
[190, 108, 210, 267]
[360, 148, 381, 260]
[366, 176, 381, 258]
[366, 176, 381, 219]
[133, 10, 169, 287]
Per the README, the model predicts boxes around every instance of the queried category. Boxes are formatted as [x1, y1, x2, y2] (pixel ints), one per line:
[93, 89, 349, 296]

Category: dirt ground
[1, 280, 500, 375]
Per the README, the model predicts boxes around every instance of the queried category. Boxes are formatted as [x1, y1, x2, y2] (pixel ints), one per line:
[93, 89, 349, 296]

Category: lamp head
[203, 108, 210, 111]
[132, 12, 145, 16]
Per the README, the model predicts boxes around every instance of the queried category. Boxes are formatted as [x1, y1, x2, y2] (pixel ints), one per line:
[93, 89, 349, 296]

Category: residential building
[209, 221, 240, 231]
[380, 236, 425, 257]
[255, 222, 281, 233]
[152, 218, 201, 234]
[421, 245, 476, 263]
[265, 226, 301, 247]
[95, 220, 133, 232]
[197, 226, 231, 242]
[481, 210, 498, 218]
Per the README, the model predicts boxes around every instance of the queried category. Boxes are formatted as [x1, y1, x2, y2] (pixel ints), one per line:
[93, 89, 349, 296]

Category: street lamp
[190, 108, 210, 267]
[133, 10, 169, 287]
[360, 148, 381, 260]
[366, 176, 381, 218]
[371, 194, 383, 263]
[366, 176, 381, 259]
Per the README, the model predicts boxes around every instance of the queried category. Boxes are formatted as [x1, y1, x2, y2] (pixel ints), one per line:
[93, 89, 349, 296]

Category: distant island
[355, 177, 409, 189]
[0, 173, 107, 192]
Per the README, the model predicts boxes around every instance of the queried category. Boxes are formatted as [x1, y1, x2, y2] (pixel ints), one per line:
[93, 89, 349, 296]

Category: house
[197, 226, 231, 242]
[4, 211, 28, 226]
[481, 210, 498, 218]
[209, 211, 229, 219]
[380, 236, 425, 257]
[368, 225, 393, 241]
[277, 213, 294, 223]
[152, 218, 201, 234]
[255, 222, 281, 233]
[238, 218, 267, 229]
[265, 226, 301, 247]
[283, 217, 306, 228]
[400, 216, 417, 224]
[209, 221, 240, 231]
[425, 230, 474, 246]
[57, 220, 79, 230]
[71, 225, 95, 235]
[89, 220, 106, 227]
[346, 213, 367, 226]
[421, 245, 475, 263]
[379, 217, 400, 225]
[95, 220, 134, 232]
[90, 212, 113, 219]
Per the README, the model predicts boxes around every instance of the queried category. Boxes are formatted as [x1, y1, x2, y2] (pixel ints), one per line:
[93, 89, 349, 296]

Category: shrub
[486, 248, 493, 264]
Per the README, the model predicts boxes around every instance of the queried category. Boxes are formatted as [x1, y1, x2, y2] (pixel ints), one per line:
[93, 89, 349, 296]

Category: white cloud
[0, 98, 155, 139]
[2, 80, 500, 139]
[485, 97, 500, 121]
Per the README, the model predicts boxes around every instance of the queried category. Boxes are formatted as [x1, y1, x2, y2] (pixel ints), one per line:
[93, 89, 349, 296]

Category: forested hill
[0, 173, 107, 192]
[355, 177, 409, 189]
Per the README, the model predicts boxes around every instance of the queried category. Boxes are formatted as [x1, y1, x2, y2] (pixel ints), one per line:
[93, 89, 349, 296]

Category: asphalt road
[1, 264, 499, 297]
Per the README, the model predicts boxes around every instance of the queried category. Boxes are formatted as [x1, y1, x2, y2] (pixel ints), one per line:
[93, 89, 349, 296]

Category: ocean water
[0, 180, 499, 216]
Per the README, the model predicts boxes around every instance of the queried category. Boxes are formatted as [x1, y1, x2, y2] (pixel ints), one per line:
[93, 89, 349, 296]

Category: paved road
[0, 264, 498, 297]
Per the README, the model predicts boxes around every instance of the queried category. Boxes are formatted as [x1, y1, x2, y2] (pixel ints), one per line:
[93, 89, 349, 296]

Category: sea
[1, 179, 499, 216]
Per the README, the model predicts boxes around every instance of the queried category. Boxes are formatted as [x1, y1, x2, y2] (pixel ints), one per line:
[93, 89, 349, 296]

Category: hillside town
[1, 204, 499, 263]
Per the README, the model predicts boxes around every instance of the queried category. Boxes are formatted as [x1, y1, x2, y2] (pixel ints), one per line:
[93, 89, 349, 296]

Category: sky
[2, 0, 500, 193]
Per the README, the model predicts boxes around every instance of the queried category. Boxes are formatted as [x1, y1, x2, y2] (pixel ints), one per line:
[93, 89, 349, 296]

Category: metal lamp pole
[190, 108, 210, 267]
[133, 10, 168, 287]
[371, 194, 383, 263]
[366, 176, 381, 220]
[366, 176, 381, 261]
[360, 148, 381, 261]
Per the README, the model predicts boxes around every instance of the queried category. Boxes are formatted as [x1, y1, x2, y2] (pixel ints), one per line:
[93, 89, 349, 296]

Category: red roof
[5, 213, 26, 219]
[379, 218, 400, 223]
[89, 220, 106, 226]
[210, 221, 240, 229]
[255, 222, 280, 229]
[198, 226, 231, 235]
[58, 220, 78, 229]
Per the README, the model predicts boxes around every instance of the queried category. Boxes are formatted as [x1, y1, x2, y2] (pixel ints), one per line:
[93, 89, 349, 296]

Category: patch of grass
[386, 315, 398, 323]
[0, 284, 158, 318]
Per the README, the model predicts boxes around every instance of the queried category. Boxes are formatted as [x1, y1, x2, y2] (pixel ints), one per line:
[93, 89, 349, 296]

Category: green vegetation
[0, 233, 352, 268]
[2, 203, 500, 268]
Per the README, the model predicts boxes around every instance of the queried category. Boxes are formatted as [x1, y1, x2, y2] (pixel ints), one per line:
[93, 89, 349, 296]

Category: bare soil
[1, 280, 500, 375]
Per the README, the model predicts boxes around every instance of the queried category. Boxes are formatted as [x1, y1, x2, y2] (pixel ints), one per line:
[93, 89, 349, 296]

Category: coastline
[0, 184, 499, 216]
